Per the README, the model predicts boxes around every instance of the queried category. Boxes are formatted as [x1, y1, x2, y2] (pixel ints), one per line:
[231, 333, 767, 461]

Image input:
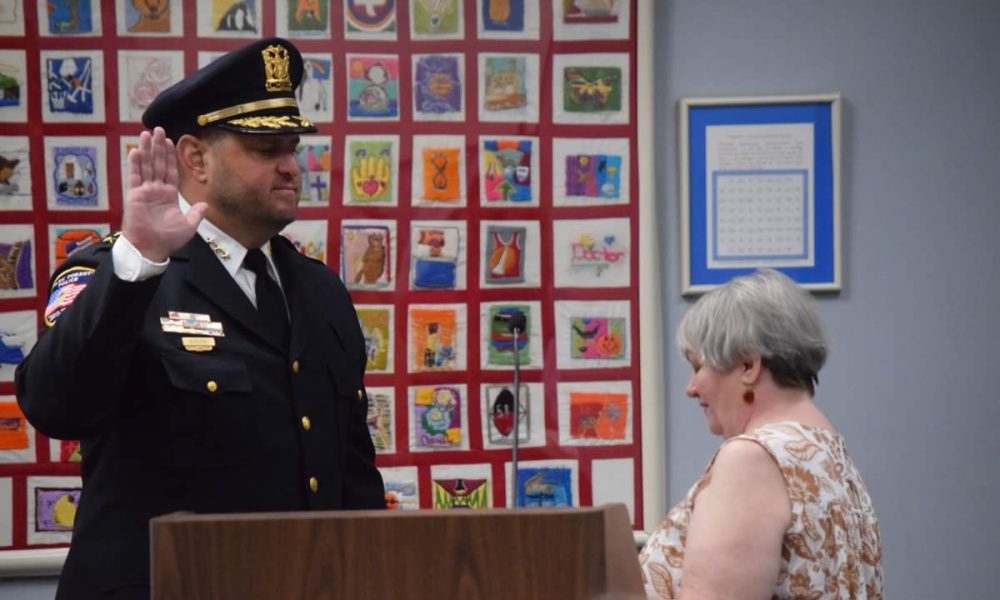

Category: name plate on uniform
[181, 337, 216, 352]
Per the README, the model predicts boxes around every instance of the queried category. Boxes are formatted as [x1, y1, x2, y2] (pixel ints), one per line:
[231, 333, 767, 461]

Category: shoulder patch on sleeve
[44, 266, 96, 327]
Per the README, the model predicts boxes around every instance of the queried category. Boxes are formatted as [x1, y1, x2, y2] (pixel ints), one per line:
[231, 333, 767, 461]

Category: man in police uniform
[16, 38, 385, 599]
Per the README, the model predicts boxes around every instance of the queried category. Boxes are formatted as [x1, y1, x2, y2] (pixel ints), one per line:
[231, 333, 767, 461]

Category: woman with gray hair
[639, 269, 882, 599]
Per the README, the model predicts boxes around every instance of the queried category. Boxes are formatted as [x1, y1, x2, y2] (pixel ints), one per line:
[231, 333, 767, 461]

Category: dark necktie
[243, 248, 290, 351]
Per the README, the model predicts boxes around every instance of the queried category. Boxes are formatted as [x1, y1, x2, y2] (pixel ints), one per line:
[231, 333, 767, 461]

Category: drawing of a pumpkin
[597, 332, 622, 357]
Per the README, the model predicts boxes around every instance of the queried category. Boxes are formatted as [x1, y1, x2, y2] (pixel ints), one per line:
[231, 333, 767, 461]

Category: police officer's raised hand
[122, 127, 208, 262]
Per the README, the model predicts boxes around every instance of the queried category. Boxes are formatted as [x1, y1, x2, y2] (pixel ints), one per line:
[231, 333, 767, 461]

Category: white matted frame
[679, 94, 842, 295]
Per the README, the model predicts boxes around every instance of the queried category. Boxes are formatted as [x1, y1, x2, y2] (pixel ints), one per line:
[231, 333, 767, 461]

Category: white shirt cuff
[112, 235, 169, 282]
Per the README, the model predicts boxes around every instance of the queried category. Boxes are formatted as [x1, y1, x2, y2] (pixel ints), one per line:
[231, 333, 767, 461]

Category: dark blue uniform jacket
[16, 234, 384, 599]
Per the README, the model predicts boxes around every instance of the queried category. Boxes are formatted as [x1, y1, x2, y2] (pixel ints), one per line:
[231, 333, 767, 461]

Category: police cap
[142, 37, 317, 141]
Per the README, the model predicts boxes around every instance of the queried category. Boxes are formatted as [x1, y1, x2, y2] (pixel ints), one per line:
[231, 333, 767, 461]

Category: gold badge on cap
[262, 45, 292, 93]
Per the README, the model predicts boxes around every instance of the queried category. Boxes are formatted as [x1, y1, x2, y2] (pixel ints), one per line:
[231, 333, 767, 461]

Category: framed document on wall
[679, 94, 842, 294]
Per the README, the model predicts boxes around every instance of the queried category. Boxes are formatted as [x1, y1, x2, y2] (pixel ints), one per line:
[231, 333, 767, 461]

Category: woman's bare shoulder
[699, 438, 788, 508]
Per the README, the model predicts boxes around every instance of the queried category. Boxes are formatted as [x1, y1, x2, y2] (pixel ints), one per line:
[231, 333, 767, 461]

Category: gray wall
[4, 1, 999, 597]
[657, 1, 1000, 598]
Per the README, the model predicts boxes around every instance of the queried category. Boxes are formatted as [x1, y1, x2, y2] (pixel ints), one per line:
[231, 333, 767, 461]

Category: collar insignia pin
[205, 237, 231, 260]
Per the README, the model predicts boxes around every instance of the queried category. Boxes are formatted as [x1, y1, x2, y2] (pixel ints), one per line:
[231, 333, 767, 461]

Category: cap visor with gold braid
[142, 37, 317, 141]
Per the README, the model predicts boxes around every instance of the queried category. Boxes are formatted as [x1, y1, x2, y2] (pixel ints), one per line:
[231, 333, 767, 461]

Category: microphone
[493, 310, 527, 332]
[494, 308, 526, 507]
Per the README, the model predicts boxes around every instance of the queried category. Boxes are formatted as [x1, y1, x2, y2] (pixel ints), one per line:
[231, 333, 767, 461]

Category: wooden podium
[150, 504, 644, 599]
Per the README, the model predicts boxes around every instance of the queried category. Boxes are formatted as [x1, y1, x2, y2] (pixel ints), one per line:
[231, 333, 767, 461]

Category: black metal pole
[511, 324, 521, 508]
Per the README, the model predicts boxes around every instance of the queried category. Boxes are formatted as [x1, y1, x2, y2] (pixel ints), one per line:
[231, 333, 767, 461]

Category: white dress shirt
[111, 195, 283, 308]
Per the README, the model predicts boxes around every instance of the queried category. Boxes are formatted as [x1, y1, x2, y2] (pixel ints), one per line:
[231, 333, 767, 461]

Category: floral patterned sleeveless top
[639, 422, 883, 599]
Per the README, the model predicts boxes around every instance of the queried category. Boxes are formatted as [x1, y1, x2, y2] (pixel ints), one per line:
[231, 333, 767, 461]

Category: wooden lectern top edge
[152, 503, 627, 524]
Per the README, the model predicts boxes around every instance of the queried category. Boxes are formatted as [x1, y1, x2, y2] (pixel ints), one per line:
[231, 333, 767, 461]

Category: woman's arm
[679, 439, 791, 600]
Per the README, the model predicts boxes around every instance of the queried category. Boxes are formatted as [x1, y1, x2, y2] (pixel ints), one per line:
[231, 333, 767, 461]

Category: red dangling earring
[743, 385, 755, 404]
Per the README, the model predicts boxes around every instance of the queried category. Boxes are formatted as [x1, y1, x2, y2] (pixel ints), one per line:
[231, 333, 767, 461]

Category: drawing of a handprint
[351, 147, 391, 201]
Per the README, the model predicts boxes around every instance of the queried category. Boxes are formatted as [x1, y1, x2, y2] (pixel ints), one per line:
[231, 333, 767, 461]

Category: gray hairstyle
[677, 269, 828, 395]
